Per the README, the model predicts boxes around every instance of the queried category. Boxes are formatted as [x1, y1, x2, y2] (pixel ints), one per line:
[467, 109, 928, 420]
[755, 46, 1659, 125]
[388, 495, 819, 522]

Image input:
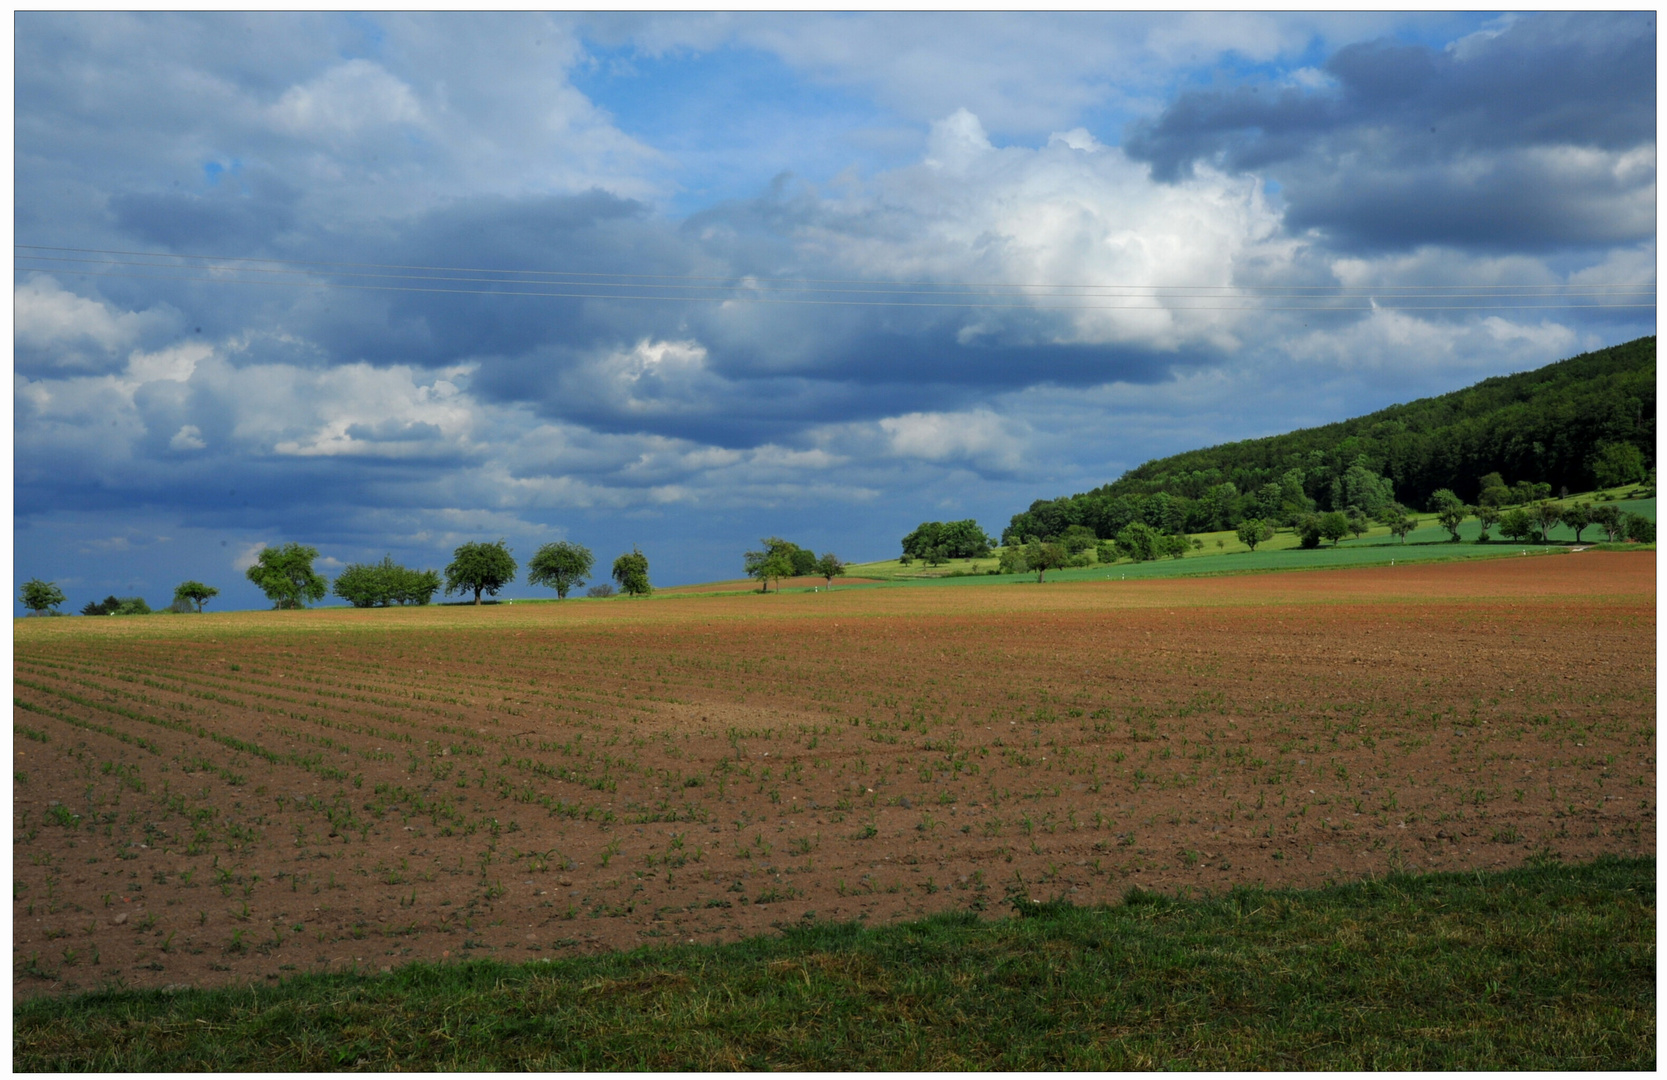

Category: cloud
[266, 59, 425, 140]
[169, 425, 207, 451]
[1124, 12, 1656, 252]
[879, 409, 1026, 473]
[12, 13, 1656, 601]
[600, 12, 1420, 136]
[724, 111, 1287, 354]
[231, 541, 269, 572]
[14, 276, 180, 372]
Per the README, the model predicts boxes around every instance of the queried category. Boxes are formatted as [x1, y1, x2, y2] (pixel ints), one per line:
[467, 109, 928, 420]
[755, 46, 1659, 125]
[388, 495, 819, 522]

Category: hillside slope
[1006, 336, 1654, 542]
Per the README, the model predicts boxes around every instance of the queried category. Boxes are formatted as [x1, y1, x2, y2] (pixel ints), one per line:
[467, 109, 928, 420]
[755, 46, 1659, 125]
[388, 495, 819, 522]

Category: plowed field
[14, 552, 1655, 997]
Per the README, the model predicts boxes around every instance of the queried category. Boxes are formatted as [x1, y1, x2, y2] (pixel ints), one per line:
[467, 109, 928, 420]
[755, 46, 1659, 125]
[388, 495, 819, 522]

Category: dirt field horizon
[14, 552, 1655, 998]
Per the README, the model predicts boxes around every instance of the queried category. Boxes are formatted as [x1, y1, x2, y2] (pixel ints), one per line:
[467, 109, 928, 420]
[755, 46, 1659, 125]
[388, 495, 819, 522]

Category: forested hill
[1004, 336, 1655, 543]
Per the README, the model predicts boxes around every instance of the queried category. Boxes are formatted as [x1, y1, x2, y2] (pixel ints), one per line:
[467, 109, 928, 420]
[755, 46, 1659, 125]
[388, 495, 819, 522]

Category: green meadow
[835, 487, 1654, 590]
[15, 857, 1652, 1071]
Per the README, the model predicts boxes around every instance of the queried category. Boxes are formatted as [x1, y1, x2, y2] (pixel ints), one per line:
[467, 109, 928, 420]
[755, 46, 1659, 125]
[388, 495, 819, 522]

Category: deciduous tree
[1435, 501, 1471, 542]
[901, 520, 992, 560]
[1235, 518, 1273, 552]
[1297, 515, 1323, 549]
[814, 553, 846, 589]
[1499, 507, 1535, 542]
[20, 578, 64, 615]
[528, 541, 594, 599]
[612, 546, 652, 597]
[1591, 503, 1625, 541]
[1590, 442, 1647, 489]
[1476, 472, 1509, 508]
[334, 556, 434, 607]
[745, 538, 801, 593]
[246, 543, 329, 609]
[1561, 502, 1593, 543]
[173, 580, 219, 613]
[1060, 524, 1098, 555]
[445, 540, 517, 605]
[395, 567, 441, 606]
[1529, 501, 1563, 543]
[1024, 540, 1068, 583]
[1114, 521, 1160, 562]
[1473, 505, 1500, 541]
[1319, 511, 1351, 546]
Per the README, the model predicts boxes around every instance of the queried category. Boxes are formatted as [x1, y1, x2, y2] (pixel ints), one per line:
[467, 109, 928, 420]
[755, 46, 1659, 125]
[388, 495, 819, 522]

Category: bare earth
[13, 553, 1655, 997]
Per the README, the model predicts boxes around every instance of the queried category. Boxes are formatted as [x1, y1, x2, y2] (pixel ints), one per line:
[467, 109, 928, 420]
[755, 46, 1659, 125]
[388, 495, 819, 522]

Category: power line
[16, 243, 1655, 295]
[14, 243, 1655, 315]
[16, 264, 1654, 313]
[14, 253, 1656, 302]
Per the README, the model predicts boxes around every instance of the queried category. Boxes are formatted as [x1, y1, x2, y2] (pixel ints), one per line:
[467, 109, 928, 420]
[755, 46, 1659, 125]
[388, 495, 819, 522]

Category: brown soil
[13, 552, 1655, 997]
[651, 576, 886, 596]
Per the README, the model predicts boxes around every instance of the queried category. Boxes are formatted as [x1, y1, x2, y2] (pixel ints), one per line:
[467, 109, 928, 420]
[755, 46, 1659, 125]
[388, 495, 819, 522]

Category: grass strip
[15, 856, 1653, 1070]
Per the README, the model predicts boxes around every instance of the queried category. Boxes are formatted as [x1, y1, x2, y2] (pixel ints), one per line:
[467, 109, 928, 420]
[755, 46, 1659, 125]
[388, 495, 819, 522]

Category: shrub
[1297, 516, 1323, 549]
[334, 557, 441, 607]
[1499, 507, 1535, 542]
[1114, 522, 1160, 562]
[1060, 525, 1097, 555]
[83, 595, 152, 616]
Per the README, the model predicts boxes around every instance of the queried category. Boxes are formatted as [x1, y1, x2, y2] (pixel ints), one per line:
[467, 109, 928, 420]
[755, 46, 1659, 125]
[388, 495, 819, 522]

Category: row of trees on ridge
[247, 539, 654, 609]
[743, 538, 846, 592]
[17, 540, 654, 616]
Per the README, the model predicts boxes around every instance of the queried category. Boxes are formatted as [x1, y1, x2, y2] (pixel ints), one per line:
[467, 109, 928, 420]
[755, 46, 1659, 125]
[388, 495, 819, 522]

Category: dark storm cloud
[110, 172, 301, 252]
[1126, 12, 1656, 250]
[254, 180, 1201, 445]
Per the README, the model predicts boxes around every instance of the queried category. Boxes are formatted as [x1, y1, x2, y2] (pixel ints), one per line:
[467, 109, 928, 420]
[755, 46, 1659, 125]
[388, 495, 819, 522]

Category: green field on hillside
[15, 858, 1652, 1071]
[835, 487, 1654, 590]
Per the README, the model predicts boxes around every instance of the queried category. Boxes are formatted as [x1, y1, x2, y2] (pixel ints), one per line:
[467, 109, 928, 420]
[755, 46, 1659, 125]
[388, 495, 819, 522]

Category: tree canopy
[744, 538, 799, 593]
[335, 557, 440, 607]
[814, 552, 846, 589]
[528, 541, 594, 600]
[901, 520, 992, 560]
[173, 580, 219, 613]
[1024, 540, 1069, 583]
[1235, 519, 1273, 552]
[444, 540, 517, 605]
[20, 578, 65, 614]
[1004, 336, 1654, 543]
[612, 546, 652, 597]
[245, 543, 328, 609]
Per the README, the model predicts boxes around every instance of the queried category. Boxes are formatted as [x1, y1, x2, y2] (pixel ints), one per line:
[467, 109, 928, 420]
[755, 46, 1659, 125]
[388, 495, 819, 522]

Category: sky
[13, 11, 1658, 611]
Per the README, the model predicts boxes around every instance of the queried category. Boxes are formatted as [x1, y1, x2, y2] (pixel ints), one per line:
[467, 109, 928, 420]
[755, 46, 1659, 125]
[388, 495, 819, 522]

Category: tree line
[743, 538, 846, 592]
[1006, 336, 1655, 543]
[18, 540, 655, 616]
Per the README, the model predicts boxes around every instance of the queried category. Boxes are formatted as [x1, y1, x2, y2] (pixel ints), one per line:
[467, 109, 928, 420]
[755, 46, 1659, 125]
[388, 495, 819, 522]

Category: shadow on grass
[15, 856, 1654, 1071]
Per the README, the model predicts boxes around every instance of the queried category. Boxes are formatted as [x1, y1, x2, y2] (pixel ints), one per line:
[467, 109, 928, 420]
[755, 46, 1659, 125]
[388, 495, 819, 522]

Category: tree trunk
[474, 589, 482, 605]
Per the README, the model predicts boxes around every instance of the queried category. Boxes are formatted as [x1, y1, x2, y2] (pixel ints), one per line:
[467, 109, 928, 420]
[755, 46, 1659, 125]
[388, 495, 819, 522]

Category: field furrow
[14, 553, 1654, 997]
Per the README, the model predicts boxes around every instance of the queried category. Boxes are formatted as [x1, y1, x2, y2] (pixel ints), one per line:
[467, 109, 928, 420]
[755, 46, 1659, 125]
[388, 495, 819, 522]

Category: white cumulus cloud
[169, 425, 206, 451]
[879, 409, 1025, 472]
[267, 59, 425, 139]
